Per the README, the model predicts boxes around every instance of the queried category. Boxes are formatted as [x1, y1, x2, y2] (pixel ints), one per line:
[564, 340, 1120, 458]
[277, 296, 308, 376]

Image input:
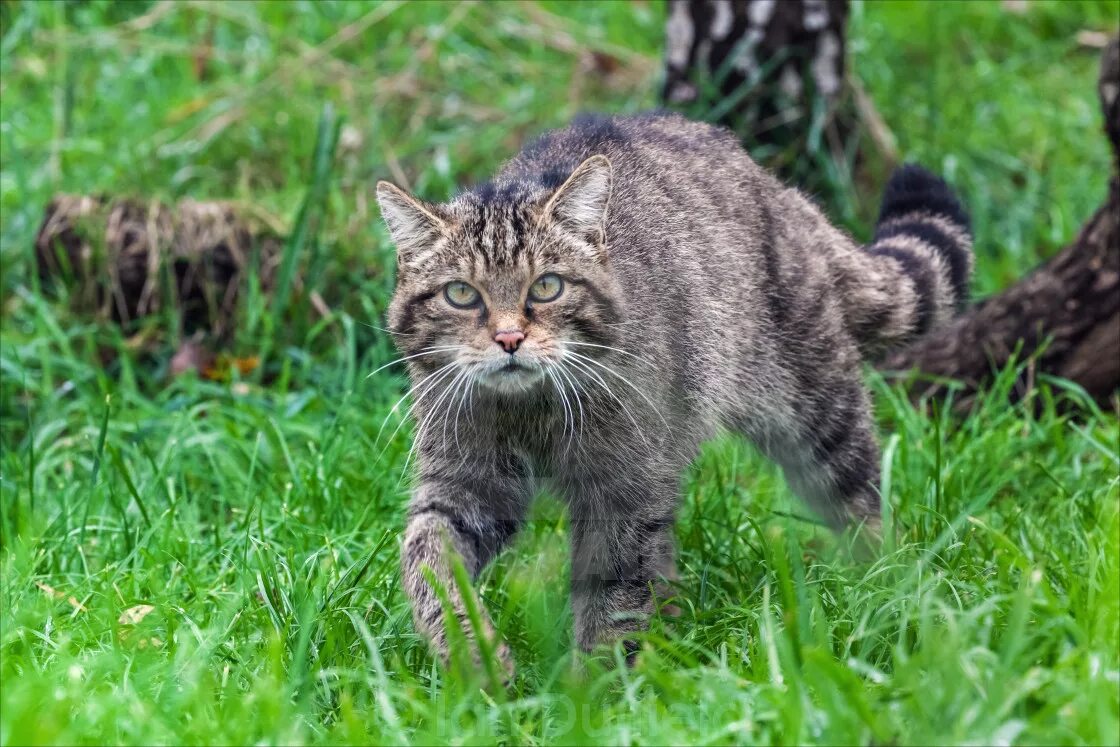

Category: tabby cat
[376, 112, 972, 672]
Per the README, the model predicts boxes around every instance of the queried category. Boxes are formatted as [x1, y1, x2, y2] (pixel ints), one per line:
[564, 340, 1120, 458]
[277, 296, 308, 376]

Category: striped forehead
[456, 197, 536, 269]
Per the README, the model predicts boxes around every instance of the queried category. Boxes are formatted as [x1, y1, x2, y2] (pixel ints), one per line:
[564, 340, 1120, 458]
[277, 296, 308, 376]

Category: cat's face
[378, 156, 624, 395]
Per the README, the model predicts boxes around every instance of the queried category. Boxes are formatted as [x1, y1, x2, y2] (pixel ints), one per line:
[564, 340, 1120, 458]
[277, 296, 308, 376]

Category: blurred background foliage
[1, 0, 1115, 378]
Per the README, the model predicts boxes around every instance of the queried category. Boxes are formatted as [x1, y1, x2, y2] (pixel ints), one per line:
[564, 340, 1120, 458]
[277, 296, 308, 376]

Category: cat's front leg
[402, 477, 525, 676]
[567, 476, 677, 656]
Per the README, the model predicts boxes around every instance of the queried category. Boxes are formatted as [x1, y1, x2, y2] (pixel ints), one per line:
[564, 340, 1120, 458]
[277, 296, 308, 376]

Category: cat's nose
[493, 329, 525, 354]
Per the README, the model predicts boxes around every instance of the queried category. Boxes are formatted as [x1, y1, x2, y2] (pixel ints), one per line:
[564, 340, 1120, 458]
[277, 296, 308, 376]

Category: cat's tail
[847, 164, 974, 357]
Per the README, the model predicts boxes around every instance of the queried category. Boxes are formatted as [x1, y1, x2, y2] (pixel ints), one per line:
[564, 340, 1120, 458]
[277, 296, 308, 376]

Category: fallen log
[881, 38, 1120, 410]
[34, 195, 282, 340]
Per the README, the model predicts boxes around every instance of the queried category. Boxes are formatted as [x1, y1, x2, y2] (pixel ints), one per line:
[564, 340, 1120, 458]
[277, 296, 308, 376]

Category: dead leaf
[36, 582, 88, 612]
[192, 19, 216, 82]
[310, 290, 332, 318]
[118, 604, 156, 625]
[1077, 30, 1110, 49]
[171, 339, 215, 377]
[588, 51, 621, 76]
[165, 96, 213, 124]
[202, 354, 259, 381]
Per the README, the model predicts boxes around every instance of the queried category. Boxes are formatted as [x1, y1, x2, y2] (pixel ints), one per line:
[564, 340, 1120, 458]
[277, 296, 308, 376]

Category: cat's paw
[493, 639, 516, 686]
[440, 631, 516, 689]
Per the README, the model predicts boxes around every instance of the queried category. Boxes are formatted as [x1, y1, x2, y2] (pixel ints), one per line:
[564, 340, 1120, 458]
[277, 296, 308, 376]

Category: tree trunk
[881, 39, 1120, 410]
[662, 0, 895, 205]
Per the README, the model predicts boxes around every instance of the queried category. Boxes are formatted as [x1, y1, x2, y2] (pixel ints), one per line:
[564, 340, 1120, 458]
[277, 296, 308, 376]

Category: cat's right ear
[376, 181, 447, 270]
[542, 155, 612, 259]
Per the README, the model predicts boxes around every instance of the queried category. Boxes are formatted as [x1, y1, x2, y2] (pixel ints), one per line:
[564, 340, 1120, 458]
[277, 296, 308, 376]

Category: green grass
[1, 1, 1118, 744]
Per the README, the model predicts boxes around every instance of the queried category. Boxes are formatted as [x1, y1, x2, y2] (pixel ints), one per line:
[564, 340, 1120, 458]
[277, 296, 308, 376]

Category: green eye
[528, 273, 564, 303]
[444, 281, 481, 308]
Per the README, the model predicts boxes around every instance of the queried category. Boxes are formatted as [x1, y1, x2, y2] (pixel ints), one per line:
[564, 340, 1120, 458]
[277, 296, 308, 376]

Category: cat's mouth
[497, 359, 527, 373]
[477, 357, 545, 393]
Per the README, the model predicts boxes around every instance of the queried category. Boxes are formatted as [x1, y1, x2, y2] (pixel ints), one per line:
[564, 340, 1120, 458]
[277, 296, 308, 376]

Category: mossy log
[34, 195, 282, 340]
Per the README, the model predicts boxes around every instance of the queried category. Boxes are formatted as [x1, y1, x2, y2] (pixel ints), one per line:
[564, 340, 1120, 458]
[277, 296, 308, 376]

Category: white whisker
[553, 359, 586, 450]
[562, 354, 652, 448]
[375, 361, 459, 462]
[403, 365, 470, 477]
[560, 340, 657, 368]
[366, 346, 464, 378]
[441, 367, 473, 466]
[545, 364, 575, 452]
[452, 371, 479, 463]
[566, 350, 670, 431]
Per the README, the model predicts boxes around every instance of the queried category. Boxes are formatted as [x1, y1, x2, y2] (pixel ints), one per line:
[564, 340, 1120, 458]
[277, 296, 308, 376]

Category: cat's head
[377, 155, 625, 395]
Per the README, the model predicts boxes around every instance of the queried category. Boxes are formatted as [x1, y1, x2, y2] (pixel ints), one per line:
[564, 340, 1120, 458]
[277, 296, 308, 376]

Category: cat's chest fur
[469, 386, 640, 481]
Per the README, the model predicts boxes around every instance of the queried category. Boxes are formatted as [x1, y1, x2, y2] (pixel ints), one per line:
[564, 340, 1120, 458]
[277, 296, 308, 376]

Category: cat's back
[502, 111, 765, 197]
[501, 111, 775, 287]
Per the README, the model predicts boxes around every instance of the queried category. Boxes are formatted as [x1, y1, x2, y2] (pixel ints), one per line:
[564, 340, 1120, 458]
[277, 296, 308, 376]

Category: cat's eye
[528, 273, 564, 303]
[444, 281, 481, 309]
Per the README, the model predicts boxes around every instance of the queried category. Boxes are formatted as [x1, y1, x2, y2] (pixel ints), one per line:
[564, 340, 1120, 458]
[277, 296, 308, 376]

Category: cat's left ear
[542, 155, 612, 256]
[376, 180, 448, 271]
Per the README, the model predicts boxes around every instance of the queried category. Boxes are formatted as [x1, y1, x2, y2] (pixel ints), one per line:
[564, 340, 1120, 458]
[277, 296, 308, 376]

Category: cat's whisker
[375, 360, 458, 444]
[436, 372, 460, 464]
[553, 359, 586, 450]
[396, 367, 462, 476]
[375, 361, 460, 462]
[559, 340, 658, 369]
[452, 372, 479, 464]
[366, 346, 464, 378]
[545, 363, 575, 453]
[404, 365, 470, 477]
[416, 367, 465, 451]
[562, 354, 653, 448]
[465, 369, 479, 426]
[565, 350, 671, 431]
[443, 367, 474, 465]
[355, 319, 412, 337]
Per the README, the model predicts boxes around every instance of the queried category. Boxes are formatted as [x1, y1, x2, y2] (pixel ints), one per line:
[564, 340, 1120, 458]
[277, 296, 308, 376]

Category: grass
[1, 0, 1118, 744]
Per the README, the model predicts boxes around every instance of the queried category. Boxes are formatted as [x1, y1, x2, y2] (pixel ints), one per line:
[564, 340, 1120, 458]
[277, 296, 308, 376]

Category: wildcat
[376, 112, 972, 671]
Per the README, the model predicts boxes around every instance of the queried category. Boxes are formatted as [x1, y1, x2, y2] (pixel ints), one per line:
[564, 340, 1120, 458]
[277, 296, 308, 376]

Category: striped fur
[852, 165, 973, 355]
[376, 113, 974, 671]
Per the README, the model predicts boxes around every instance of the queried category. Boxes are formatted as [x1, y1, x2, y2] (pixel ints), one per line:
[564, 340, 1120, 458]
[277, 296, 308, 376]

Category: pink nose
[493, 329, 525, 354]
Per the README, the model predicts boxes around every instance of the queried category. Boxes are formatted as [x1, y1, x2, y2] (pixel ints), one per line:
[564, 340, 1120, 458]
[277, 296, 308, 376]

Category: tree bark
[661, 0, 895, 199]
[881, 39, 1120, 410]
[663, 0, 849, 134]
[658, 0, 896, 219]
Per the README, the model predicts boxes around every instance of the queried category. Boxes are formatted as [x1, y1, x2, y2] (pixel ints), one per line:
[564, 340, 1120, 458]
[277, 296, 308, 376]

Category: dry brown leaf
[36, 582, 88, 612]
[1077, 30, 1111, 49]
[165, 96, 213, 124]
[170, 339, 215, 377]
[202, 354, 260, 381]
[118, 604, 156, 625]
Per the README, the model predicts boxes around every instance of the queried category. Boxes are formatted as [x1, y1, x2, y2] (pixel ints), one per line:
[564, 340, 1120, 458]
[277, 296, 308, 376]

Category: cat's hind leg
[755, 373, 883, 533]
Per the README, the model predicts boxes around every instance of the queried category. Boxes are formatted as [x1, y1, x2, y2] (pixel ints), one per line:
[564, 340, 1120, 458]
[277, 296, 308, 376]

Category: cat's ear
[376, 181, 448, 269]
[542, 155, 612, 252]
